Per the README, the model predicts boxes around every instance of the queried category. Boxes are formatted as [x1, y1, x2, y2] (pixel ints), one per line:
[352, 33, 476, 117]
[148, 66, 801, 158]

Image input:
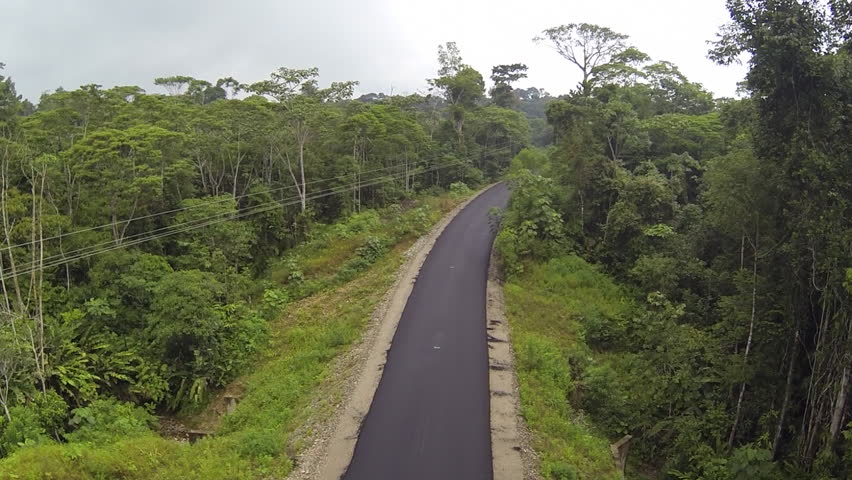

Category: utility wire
[7, 157, 482, 279]
[19, 144, 511, 267]
[2, 148, 510, 281]
[0, 143, 513, 251]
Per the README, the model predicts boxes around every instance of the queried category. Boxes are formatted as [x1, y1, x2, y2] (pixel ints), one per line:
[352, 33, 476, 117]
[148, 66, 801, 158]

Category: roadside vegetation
[498, 4, 852, 479]
[0, 40, 530, 477]
[0, 191, 469, 479]
[2, 2, 850, 479]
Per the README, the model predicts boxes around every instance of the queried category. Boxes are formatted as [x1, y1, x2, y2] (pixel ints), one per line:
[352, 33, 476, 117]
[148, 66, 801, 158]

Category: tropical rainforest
[0, 0, 849, 479]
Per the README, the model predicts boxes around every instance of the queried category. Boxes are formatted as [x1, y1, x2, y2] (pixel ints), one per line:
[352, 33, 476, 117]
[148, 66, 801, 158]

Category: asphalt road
[343, 183, 510, 480]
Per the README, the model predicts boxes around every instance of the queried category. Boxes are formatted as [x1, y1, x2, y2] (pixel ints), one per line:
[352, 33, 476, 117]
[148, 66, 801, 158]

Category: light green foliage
[510, 147, 551, 176]
[0, 406, 52, 456]
[642, 61, 715, 116]
[505, 256, 627, 480]
[434, 66, 484, 108]
[642, 112, 723, 160]
[495, 168, 567, 274]
[64, 398, 154, 445]
[0, 190, 471, 479]
[449, 181, 471, 197]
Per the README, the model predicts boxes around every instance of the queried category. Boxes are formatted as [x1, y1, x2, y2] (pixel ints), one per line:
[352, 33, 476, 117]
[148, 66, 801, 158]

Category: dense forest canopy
[495, 0, 852, 478]
[0, 0, 849, 479]
[0, 45, 532, 451]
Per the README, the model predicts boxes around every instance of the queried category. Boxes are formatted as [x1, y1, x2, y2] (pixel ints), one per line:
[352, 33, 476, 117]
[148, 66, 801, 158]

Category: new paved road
[344, 184, 510, 480]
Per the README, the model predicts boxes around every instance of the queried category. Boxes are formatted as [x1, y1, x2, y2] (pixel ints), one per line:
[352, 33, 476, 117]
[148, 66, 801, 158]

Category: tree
[490, 63, 528, 108]
[643, 61, 714, 115]
[711, 2, 852, 463]
[215, 77, 245, 99]
[436, 41, 463, 78]
[0, 64, 22, 127]
[66, 125, 185, 243]
[469, 106, 531, 175]
[535, 23, 641, 95]
[153, 76, 194, 96]
[252, 67, 357, 212]
[428, 42, 486, 147]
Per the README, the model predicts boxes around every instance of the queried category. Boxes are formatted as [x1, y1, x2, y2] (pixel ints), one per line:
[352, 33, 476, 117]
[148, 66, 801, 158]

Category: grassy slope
[504, 255, 630, 480]
[0, 192, 468, 480]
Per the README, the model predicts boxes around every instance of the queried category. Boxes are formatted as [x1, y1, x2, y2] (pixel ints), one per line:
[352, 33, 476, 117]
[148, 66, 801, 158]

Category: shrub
[65, 398, 154, 445]
[33, 390, 69, 439]
[234, 428, 283, 459]
[397, 205, 434, 236]
[546, 461, 579, 480]
[343, 210, 381, 236]
[0, 406, 52, 456]
[357, 236, 388, 263]
[261, 288, 289, 319]
[449, 181, 471, 197]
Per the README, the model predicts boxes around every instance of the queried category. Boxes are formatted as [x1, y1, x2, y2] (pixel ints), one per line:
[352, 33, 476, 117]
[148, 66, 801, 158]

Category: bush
[357, 236, 388, 263]
[396, 205, 434, 236]
[449, 181, 471, 197]
[545, 461, 579, 480]
[65, 398, 154, 445]
[33, 391, 69, 439]
[284, 257, 305, 284]
[0, 406, 52, 456]
[517, 334, 573, 396]
[234, 428, 283, 459]
[261, 288, 289, 319]
[579, 309, 627, 349]
[495, 228, 523, 276]
[345, 210, 381, 236]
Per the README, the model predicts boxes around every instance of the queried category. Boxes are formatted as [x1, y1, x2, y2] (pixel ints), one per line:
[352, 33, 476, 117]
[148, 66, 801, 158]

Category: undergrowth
[504, 255, 628, 480]
[0, 190, 471, 480]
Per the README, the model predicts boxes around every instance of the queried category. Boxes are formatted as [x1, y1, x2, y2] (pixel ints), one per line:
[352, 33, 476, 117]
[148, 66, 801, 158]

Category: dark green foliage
[0, 42, 531, 473]
[495, 167, 568, 274]
[500, 7, 852, 479]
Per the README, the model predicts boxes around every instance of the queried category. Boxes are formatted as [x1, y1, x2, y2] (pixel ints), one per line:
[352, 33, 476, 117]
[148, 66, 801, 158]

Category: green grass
[504, 255, 632, 480]
[0, 191, 470, 480]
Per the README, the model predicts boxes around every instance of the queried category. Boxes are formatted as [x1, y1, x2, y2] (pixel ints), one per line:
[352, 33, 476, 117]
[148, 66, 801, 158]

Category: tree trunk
[773, 328, 799, 459]
[728, 229, 759, 450]
[829, 364, 850, 443]
[298, 126, 307, 212]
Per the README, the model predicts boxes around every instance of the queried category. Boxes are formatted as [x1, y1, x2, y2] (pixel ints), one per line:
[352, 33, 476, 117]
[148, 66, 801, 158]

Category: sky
[1, 0, 748, 103]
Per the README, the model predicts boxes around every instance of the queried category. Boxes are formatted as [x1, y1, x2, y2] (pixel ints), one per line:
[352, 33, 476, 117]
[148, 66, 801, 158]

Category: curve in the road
[343, 183, 510, 480]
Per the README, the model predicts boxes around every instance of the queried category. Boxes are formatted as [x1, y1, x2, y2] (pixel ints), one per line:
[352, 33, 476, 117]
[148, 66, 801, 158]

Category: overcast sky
[1, 0, 748, 103]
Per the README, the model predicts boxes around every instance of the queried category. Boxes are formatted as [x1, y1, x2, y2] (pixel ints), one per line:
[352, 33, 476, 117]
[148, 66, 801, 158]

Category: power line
[0, 143, 513, 252]
[6, 157, 481, 279]
[17, 144, 511, 267]
[2, 149, 509, 281]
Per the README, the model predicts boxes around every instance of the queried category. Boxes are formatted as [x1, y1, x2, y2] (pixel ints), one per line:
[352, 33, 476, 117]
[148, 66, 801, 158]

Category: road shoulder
[488, 244, 542, 480]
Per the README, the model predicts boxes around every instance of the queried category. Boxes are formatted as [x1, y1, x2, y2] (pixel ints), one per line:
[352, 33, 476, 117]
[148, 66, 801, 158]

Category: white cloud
[0, 0, 747, 102]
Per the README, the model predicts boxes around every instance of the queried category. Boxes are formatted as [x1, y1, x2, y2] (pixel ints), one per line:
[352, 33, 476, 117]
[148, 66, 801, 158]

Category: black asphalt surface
[343, 183, 510, 480]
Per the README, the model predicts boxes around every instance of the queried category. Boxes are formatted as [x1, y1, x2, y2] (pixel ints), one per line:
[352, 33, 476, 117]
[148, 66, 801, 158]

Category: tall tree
[429, 43, 484, 147]
[534, 23, 639, 95]
[490, 63, 528, 108]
